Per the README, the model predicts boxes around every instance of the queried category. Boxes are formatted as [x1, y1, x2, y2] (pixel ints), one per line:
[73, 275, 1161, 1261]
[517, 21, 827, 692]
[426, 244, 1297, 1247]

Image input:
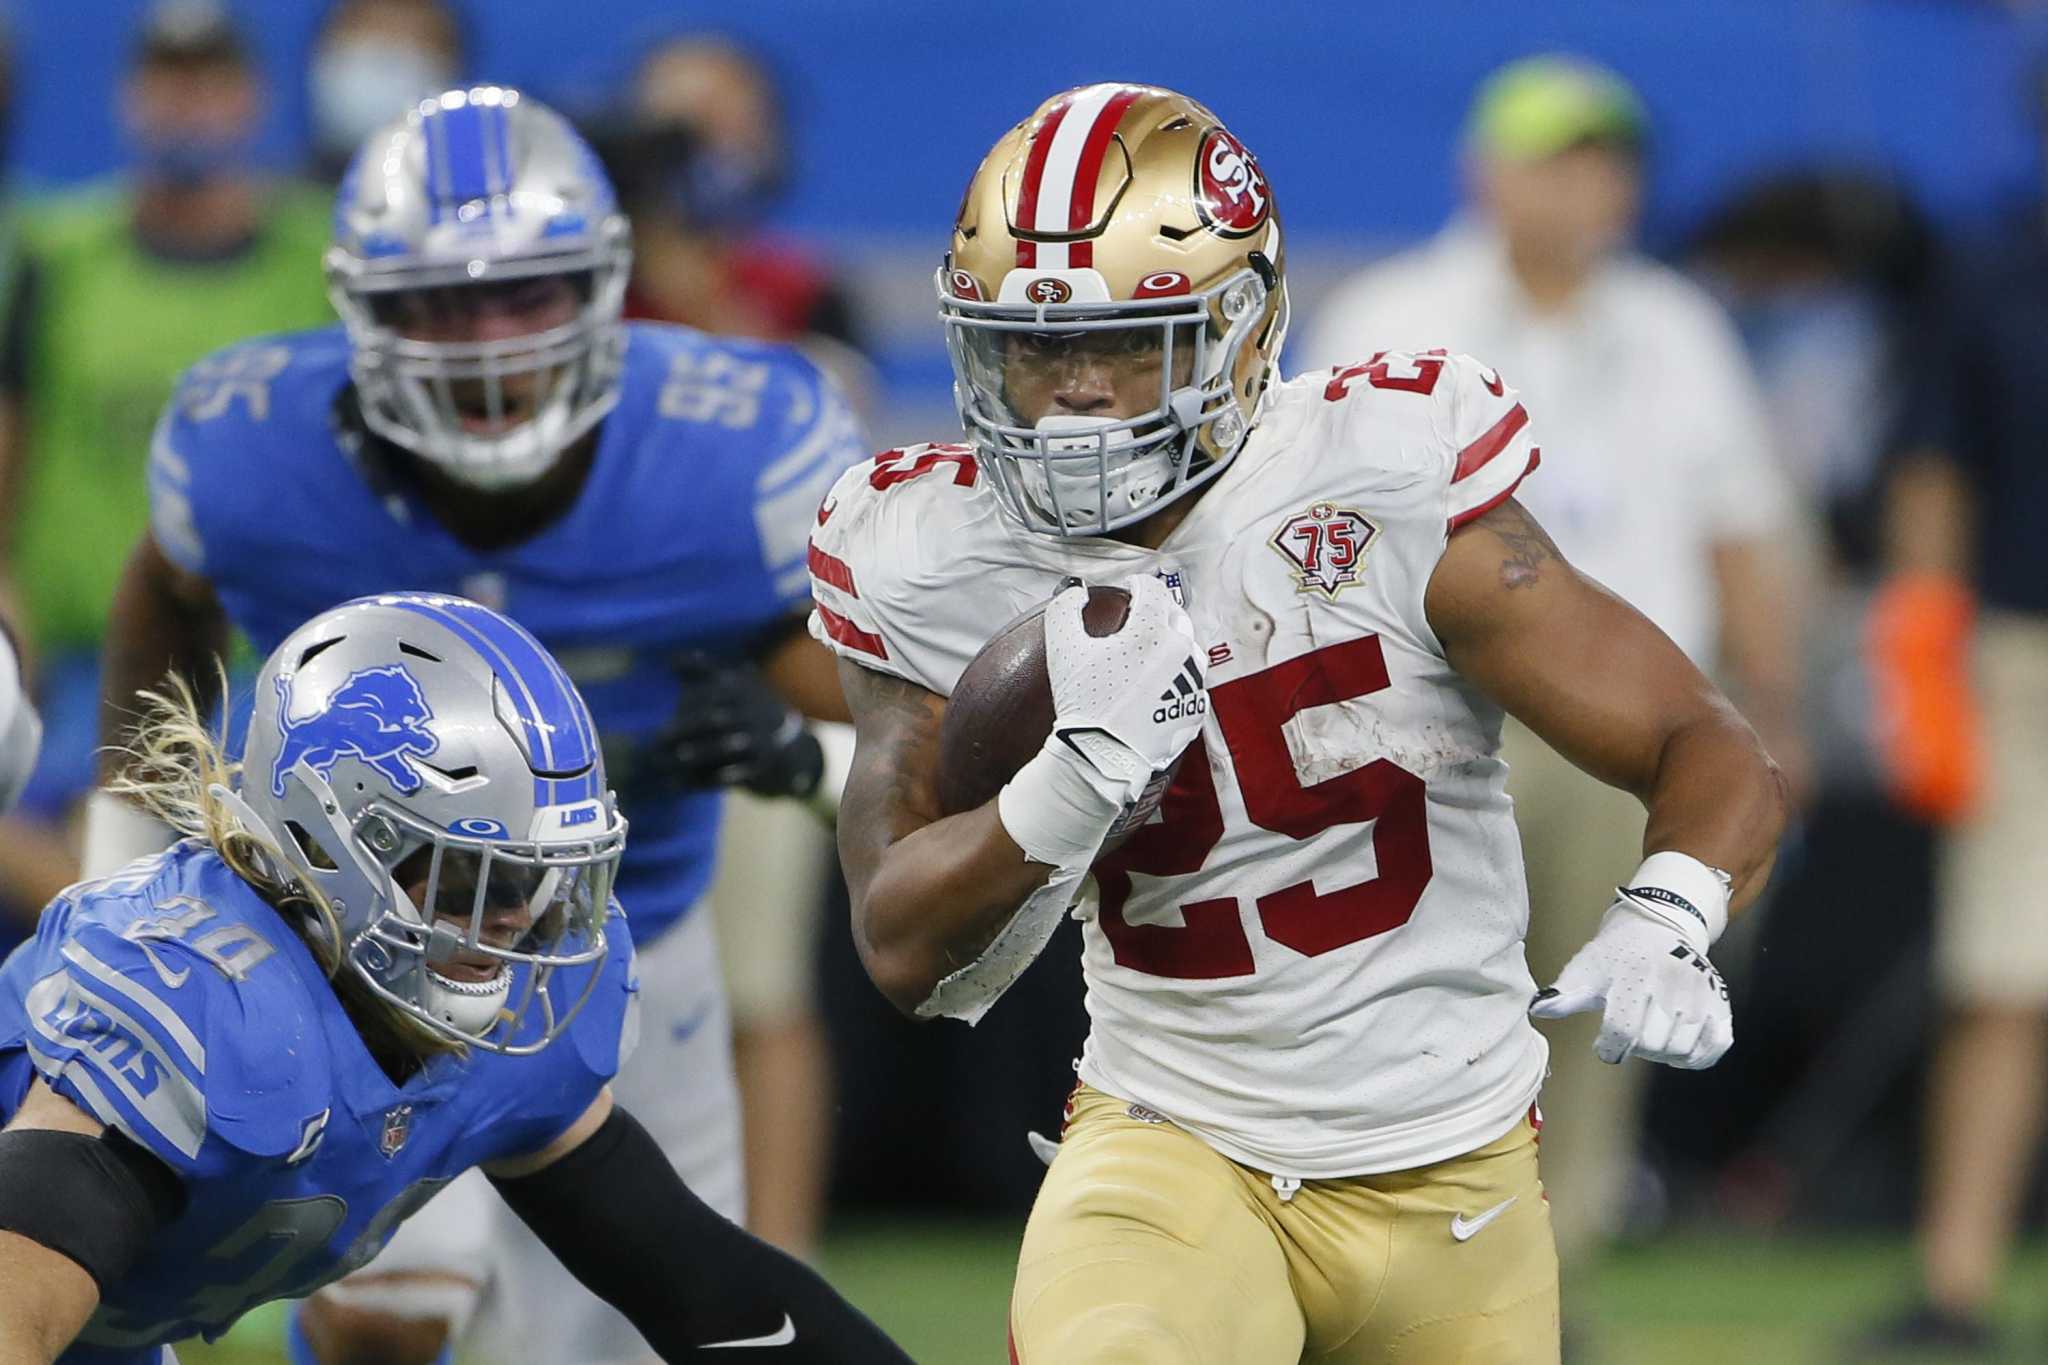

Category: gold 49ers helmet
[940, 83, 1289, 536]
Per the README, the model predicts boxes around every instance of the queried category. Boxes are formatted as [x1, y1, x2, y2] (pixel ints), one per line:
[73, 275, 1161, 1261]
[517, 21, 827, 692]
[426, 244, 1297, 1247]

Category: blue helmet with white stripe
[327, 86, 631, 490]
[236, 593, 625, 1055]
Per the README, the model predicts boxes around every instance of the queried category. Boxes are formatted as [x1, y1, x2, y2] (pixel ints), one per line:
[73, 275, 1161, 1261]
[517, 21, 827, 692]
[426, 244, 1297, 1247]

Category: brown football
[936, 584, 1180, 851]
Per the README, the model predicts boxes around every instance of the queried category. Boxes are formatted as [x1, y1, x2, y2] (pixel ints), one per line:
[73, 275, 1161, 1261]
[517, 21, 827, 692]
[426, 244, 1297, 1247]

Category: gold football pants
[1010, 1085, 1559, 1364]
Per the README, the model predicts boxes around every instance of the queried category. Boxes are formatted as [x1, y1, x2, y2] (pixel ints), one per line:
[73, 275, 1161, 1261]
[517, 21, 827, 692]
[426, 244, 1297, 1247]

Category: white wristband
[997, 740, 1123, 872]
[81, 790, 179, 880]
[1616, 849, 1731, 950]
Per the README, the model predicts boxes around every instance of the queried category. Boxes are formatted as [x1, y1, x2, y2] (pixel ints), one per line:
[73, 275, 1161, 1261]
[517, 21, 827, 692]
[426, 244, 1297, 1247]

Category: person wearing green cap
[1304, 52, 1808, 1343]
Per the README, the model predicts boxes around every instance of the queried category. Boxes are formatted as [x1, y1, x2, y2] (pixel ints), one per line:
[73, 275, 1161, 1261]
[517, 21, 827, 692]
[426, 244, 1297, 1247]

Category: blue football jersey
[0, 842, 634, 1363]
[146, 323, 862, 940]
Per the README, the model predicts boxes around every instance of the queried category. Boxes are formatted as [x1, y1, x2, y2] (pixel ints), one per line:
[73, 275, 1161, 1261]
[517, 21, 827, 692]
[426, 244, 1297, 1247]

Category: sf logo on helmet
[1195, 128, 1271, 237]
[1027, 277, 1072, 305]
[272, 665, 440, 797]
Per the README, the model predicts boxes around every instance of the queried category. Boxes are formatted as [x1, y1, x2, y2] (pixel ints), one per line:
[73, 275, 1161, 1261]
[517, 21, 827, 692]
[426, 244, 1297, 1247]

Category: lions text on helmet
[327, 86, 632, 490]
[939, 83, 1289, 537]
[231, 592, 625, 1054]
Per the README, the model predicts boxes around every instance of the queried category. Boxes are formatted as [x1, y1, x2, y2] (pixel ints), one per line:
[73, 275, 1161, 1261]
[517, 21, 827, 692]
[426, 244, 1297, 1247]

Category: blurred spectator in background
[1689, 171, 1933, 575]
[1685, 169, 1930, 872]
[306, 0, 465, 182]
[1844, 69, 2048, 1365]
[592, 33, 875, 1258]
[1303, 54, 1805, 1346]
[611, 37, 868, 384]
[1631, 170, 1942, 1238]
[0, 15, 59, 948]
[0, 0, 331, 941]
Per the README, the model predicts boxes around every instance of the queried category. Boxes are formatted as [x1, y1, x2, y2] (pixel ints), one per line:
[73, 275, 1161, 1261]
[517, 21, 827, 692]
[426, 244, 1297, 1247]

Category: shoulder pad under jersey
[146, 327, 353, 578]
[806, 442, 1008, 696]
[18, 849, 331, 1175]
[1308, 348, 1541, 532]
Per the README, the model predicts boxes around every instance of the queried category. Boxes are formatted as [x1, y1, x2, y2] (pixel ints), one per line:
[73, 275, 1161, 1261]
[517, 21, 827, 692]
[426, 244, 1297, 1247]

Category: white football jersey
[810, 351, 1550, 1178]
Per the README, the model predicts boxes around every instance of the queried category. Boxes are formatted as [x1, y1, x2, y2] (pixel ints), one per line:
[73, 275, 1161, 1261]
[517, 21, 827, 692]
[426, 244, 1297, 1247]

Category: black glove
[607, 655, 824, 801]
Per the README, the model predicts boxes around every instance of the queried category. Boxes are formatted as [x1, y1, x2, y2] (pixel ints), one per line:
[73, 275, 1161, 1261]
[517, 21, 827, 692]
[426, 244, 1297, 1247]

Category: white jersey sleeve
[1318, 348, 1540, 525]
[1429, 350, 1542, 531]
[806, 443, 1013, 697]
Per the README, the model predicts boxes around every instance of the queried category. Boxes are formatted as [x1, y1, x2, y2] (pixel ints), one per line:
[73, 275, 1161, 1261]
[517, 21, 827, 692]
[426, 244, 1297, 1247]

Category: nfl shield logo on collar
[380, 1104, 414, 1159]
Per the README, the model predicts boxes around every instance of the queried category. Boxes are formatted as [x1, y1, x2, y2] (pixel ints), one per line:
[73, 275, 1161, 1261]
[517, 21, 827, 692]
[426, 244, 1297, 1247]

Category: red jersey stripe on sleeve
[807, 540, 858, 597]
[815, 602, 889, 660]
[1452, 404, 1529, 483]
[1448, 447, 1542, 532]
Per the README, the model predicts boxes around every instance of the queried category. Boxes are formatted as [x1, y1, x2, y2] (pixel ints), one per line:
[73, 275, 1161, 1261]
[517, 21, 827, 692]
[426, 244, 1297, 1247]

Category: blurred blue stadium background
[10, 0, 2038, 241]
[13, 0, 2037, 444]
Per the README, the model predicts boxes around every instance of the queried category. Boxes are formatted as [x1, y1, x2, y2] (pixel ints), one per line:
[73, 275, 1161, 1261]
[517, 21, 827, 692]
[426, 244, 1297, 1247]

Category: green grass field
[182, 1224, 2048, 1364]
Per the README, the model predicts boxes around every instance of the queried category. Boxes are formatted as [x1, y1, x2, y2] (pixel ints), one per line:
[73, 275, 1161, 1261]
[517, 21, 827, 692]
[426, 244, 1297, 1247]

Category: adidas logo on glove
[1154, 658, 1208, 724]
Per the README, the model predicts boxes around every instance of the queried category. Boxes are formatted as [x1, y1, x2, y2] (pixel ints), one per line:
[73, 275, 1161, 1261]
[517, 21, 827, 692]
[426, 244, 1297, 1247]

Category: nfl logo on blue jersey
[380, 1104, 413, 1158]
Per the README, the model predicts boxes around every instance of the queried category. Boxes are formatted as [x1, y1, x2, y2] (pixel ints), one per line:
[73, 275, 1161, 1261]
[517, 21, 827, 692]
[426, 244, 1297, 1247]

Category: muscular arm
[1427, 499, 1787, 911]
[834, 658, 1050, 1015]
[0, 1084, 115, 1365]
[487, 1088, 911, 1361]
[98, 534, 228, 781]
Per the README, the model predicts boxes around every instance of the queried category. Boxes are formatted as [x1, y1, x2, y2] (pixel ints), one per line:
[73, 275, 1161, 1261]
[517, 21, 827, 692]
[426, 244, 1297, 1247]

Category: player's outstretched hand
[1042, 572, 1206, 803]
[1530, 900, 1733, 1070]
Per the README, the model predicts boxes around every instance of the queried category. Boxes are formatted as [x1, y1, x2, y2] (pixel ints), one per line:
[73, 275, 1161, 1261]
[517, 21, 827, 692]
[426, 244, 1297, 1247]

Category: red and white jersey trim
[1014, 85, 1142, 270]
[1446, 401, 1540, 531]
[808, 538, 890, 662]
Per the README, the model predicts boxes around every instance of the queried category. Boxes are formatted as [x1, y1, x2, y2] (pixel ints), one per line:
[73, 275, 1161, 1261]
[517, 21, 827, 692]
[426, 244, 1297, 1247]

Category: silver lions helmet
[236, 592, 625, 1055]
[327, 86, 632, 490]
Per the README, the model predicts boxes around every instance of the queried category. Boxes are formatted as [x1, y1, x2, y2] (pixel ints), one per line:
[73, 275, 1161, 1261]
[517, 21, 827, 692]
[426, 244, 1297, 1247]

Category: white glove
[998, 573, 1206, 872]
[1529, 851, 1734, 1070]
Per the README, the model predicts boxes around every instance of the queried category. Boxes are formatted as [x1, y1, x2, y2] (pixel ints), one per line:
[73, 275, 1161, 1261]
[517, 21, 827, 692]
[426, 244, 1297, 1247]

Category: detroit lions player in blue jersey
[85, 88, 861, 1364]
[0, 594, 909, 1364]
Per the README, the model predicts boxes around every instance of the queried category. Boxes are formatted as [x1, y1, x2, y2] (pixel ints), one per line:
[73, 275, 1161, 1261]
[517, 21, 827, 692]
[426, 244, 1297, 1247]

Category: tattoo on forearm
[841, 666, 945, 837]
[1481, 499, 1562, 591]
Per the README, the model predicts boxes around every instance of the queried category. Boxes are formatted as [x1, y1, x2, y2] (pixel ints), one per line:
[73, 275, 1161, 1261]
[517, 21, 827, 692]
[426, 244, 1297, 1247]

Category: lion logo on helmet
[271, 665, 440, 798]
[1194, 127, 1271, 237]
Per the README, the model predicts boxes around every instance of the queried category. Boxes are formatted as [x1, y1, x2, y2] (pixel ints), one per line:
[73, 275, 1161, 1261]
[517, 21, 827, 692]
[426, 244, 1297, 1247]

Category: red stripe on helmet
[1066, 87, 1141, 268]
[1013, 95, 1074, 268]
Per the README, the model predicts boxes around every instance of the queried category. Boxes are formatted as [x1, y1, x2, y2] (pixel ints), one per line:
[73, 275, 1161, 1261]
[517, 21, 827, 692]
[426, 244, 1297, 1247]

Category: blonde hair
[108, 667, 464, 1060]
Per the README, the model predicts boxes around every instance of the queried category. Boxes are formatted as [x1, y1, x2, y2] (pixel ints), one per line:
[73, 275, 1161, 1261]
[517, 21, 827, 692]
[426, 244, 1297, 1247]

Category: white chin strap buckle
[1027, 414, 1175, 529]
[1036, 413, 1117, 452]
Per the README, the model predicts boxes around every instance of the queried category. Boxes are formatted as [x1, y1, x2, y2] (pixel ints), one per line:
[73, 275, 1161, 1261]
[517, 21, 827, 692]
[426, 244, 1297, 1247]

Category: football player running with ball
[0, 595, 910, 1364]
[809, 84, 1786, 1364]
